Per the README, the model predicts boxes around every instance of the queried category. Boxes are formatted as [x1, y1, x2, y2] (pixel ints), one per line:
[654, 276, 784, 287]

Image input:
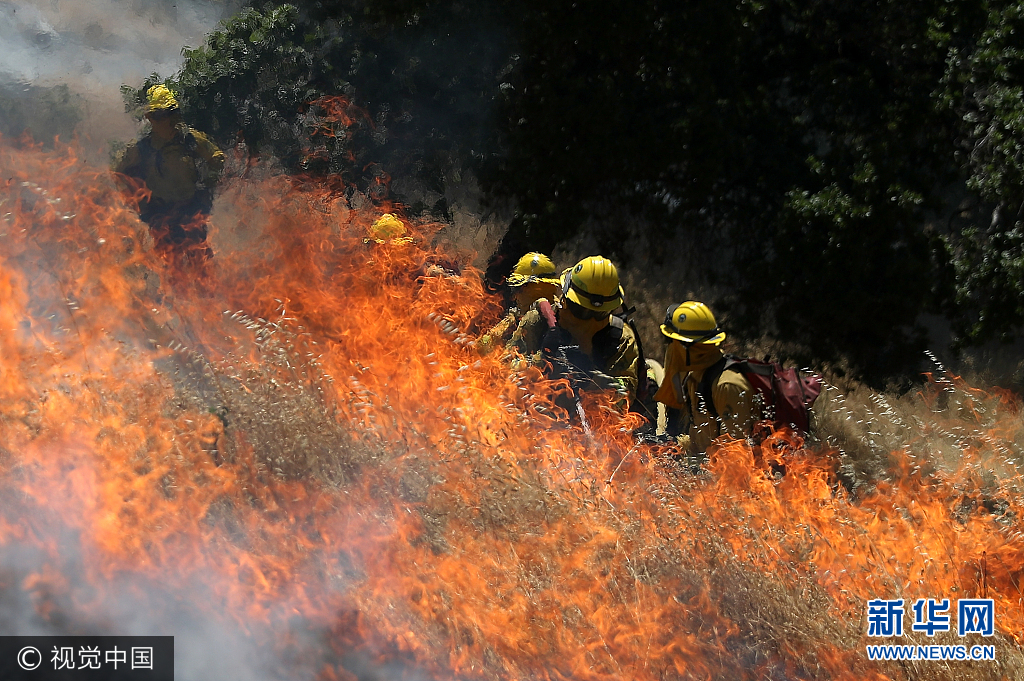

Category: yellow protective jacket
[653, 341, 689, 411]
[507, 306, 549, 360]
[655, 343, 757, 452]
[115, 125, 224, 204]
[478, 300, 550, 361]
[477, 309, 521, 357]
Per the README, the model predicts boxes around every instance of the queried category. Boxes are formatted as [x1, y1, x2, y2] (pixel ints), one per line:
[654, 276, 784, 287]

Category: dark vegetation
[121, 0, 1024, 387]
[0, 81, 81, 145]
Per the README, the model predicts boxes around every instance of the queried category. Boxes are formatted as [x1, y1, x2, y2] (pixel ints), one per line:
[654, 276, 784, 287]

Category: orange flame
[299, 96, 372, 173]
[1, 137, 1023, 679]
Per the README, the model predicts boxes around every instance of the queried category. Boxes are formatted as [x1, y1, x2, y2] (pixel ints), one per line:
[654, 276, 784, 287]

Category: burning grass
[1, 138, 1024, 679]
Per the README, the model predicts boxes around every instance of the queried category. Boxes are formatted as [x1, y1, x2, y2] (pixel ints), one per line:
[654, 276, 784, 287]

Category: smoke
[0, 0, 240, 152]
[0, 539, 287, 680]
[0, 429, 345, 681]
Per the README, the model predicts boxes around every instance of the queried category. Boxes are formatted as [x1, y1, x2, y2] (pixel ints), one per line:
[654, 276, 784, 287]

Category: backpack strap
[591, 315, 625, 370]
[612, 302, 654, 405]
[690, 354, 821, 437]
[695, 355, 750, 435]
[625, 318, 650, 402]
[137, 136, 155, 165]
[180, 127, 205, 180]
[696, 356, 729, 421]
[182, 126, 200, 154]
[120, 136, 155, 180]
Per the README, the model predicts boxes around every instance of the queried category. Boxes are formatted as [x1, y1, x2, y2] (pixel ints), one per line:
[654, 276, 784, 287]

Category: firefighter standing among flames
[365, 213, 414, 246]
[477, 252, 562, 359]
[654, 301, 757, 452]
[115, 84, 224, 262]
[539, 256, 639, 406]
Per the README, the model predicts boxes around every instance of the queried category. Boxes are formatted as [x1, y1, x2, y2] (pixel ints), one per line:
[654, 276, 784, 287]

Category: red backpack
[696, 356, 822, 433]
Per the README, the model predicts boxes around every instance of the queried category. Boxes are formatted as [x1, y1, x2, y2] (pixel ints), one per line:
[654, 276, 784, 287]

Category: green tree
[125, 0, 1024, 383]
[123, 6, 353, 172]
[485, 0, 983, 381]
[940, 1, 1024, 346]
[126, 2, 514, 207]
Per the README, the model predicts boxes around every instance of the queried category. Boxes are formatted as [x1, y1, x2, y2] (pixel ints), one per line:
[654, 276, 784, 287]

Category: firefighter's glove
[559, 351, 625, 394]
[542, 329, 591, 380]
[540, 325, 576, 357]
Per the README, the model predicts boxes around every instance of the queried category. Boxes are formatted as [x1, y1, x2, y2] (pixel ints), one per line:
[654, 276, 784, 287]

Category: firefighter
[115, 84, 224, 263]
[365, 213, 413, 245]
[540, 255, 639, 404]
[364, 213, 464, 284]
[654, 301, 756, 452]
[477, 252, 562, 357]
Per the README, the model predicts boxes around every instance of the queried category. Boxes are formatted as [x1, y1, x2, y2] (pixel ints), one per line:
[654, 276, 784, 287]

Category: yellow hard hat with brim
[506, 252, 561, 287]
[660, 301, 726, 344]
[145, 84, 179, 114]
[366, 213, 408, 243]
[562, 255, 624, 312]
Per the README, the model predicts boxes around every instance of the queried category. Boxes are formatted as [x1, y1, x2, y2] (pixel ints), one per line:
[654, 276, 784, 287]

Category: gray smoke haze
[0, 2, 315, 676]
[0, 0, 240, 155]
[0, 538, 288, 680]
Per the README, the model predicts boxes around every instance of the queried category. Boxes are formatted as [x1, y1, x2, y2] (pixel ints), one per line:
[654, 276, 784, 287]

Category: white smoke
[0, 539, 289, 680]
[0, 0, 240, 152]
[0, 0, 237, 86]
[0, 3, 299, 677]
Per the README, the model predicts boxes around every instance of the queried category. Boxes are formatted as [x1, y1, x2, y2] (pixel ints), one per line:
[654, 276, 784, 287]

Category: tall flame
[1, 137, 1023, 679]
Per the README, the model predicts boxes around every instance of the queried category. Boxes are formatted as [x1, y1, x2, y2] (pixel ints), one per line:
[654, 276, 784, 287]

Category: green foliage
[123, 6, 355, 172]
[941, 1, 1024, 345]
[126, 1, 511, 202]
[128, 0, 1024, 383]
[0, 82, 82, 146]
[744, 0, 969, 378]
[485, 0, 975, 381]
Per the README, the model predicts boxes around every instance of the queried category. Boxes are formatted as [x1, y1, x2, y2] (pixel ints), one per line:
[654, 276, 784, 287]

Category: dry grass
[4, 142, 1022, 679]
[6, 260, 1020, 678]
[147, 311, 1024, 679]
[126, 187, 1024, 678]
[166, 311, 372, 484]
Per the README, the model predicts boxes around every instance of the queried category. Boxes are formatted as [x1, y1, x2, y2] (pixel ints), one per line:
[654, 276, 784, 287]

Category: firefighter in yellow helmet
[539, 255, 639, 404]
[366, 213, 413, 245]
[477, 252, 561, 357]
[114, 84, 225, 263]
[654, 301, 757, 453]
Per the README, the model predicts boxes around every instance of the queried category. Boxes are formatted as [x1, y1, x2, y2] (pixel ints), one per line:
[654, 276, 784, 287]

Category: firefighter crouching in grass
[654, 301, 757, 453]
[539, 256, 639, 411]
[477, 252, 562, 359]
[115, 84, 224, 264]
[366, 213, 465, 288]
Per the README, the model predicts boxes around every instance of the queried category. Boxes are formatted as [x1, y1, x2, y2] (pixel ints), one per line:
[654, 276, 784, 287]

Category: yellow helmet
[367, 213, 407, 243]
[506, 252, 560, 287]
[145, 84, 179, 114]
[562, 255, 624, 312]
[660, 301, 726, 344]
